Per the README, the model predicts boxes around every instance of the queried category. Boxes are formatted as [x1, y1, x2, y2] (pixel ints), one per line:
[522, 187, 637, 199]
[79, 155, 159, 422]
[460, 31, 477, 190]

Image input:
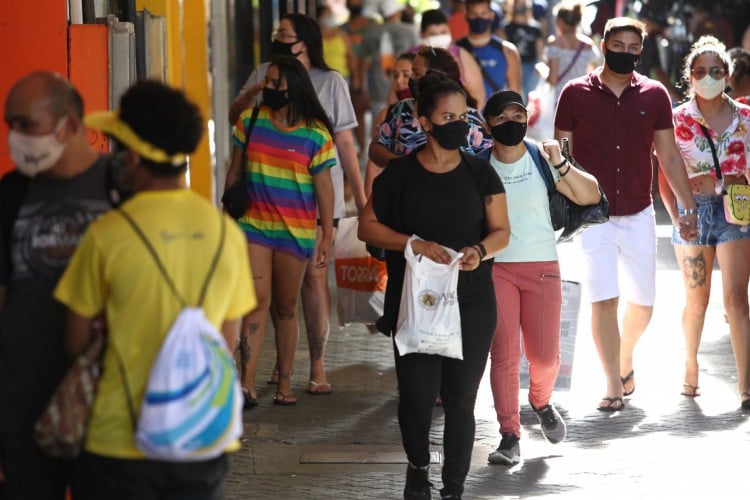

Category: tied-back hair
[416, 71, 468, 119]
[283, 13, 332, 72]
[681, 36, 732, 99]
[554, 0, 583, 27]
[416, 46, 477, 109]
[270, 55, 334, 137]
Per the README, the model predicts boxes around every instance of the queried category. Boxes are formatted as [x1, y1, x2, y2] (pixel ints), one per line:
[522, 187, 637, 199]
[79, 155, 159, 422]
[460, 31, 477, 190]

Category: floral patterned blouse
[673, 97, 750, 179]
[374, 98, 493, 158]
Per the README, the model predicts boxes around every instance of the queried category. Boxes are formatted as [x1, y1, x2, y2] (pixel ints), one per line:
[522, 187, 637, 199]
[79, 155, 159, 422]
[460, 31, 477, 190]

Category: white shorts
[577, 205, 656, 305]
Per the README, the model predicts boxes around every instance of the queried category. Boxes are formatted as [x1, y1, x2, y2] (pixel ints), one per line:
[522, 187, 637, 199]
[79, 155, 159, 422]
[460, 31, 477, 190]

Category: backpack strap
[117, 208, 227, 308]
[457, 36, 505, 93]
[0, 171, 30, 277]
[115, 209, 227, 430]
[524, 140, 555, 194]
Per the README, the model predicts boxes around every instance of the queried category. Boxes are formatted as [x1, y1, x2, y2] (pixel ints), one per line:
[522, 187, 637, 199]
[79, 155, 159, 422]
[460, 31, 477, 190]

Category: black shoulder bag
[526, 140, 609, 242]
[222, 106, 260, 219]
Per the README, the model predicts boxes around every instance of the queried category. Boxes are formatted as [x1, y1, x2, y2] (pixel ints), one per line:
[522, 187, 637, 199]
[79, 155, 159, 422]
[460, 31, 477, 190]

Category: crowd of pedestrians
[1, 1, 750, 499]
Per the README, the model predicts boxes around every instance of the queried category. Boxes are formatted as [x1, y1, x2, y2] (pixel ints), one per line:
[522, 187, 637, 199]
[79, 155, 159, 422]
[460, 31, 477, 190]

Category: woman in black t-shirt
[359, 75, 510, 499]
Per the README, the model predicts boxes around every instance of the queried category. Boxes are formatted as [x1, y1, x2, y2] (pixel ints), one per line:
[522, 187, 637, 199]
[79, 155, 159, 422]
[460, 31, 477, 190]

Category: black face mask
[271, 39, 302, 57]
[262, 87, 289, 110]
[348, 5, 363, 17]
[491, 121, 527, 146]
[604, 50, 640, 75]
[429, 120, 469, 150]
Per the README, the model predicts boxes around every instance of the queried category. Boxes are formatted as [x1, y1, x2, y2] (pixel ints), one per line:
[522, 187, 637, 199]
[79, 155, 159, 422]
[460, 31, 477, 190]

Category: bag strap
[524, 140, 556, 194]
[241, 106, 261, 182]
[456, 36, 503, 93]
[115, 208, 227, 429]
[117, 208, 227, 308]
[698, 124, 725, 193]
[556, 42, 585, 83]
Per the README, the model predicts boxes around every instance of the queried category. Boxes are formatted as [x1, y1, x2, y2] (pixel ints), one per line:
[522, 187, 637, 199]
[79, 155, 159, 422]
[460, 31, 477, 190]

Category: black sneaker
[439, 489, 461, 499]
[531, 402, 567, 444]
[404, 463, 432, 499]
[488, 433, 520, 465]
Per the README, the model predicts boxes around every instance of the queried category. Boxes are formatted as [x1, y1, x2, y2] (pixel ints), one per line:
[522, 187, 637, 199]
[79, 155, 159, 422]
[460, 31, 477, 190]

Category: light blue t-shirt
[490, 151, 559, 262]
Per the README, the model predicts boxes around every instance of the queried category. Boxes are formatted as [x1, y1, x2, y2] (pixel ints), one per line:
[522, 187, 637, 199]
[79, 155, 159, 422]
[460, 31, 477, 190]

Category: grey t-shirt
[239, 64, 358, 219]
[0, 155, 113, 430]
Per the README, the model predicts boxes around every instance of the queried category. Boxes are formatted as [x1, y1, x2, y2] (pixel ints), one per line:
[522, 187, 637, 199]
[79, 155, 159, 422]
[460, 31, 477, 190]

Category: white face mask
[421, 33, 452, 50]
[7, 119, 67, 177]
[693, 75, 725, 100]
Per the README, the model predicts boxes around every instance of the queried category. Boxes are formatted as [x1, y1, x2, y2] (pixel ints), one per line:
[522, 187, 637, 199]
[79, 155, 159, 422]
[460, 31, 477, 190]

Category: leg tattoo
[307, 326, 329, 362]
[683, 253, 707, 290]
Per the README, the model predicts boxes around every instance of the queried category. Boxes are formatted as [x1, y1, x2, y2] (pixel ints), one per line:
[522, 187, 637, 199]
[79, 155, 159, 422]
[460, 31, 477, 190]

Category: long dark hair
[416, 46, 477, 109]
[270, 55, 334, 137]
[283, 13, 332, 72]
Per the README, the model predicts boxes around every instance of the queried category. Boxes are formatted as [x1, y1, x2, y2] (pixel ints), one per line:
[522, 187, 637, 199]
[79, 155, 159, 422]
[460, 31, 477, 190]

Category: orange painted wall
[0, 0, 69, 175]
[68, 24, 110, 154]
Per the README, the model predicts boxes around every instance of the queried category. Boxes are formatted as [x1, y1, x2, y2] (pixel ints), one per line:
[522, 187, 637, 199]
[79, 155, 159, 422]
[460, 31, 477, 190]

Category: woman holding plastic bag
[358, 73, 510, 500]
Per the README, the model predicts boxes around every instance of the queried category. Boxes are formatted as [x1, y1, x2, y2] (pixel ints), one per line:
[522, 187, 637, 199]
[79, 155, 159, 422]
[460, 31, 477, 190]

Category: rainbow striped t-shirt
[232, 106, 335, 259]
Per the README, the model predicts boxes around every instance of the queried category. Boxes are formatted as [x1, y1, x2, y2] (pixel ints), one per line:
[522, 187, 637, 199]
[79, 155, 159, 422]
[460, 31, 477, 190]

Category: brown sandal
[681, 383, 700, 397]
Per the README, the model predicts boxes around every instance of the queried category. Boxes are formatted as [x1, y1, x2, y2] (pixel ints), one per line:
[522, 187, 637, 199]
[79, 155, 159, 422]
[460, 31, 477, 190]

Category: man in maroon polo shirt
[554, 17, 698, 412]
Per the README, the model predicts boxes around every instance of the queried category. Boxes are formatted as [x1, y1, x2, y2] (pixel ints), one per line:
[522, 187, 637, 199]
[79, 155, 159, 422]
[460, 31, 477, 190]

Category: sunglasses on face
[691, 66, 727, 79]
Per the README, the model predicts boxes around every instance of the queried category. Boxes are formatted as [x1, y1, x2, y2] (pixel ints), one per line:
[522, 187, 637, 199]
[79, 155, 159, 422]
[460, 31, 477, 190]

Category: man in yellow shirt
[54, 81, 256, 498]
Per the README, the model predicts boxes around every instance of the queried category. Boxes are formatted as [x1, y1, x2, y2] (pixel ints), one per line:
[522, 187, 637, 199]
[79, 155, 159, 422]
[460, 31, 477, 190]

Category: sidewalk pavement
[225, 209, 750, 499]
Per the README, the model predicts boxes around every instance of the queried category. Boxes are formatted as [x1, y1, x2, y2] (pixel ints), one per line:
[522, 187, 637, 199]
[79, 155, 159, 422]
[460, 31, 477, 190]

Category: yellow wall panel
[136, 0, 213, 200]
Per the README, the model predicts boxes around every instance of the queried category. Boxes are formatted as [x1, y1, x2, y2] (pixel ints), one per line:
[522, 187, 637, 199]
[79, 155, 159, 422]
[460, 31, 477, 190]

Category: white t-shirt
[490, 151, 559, 262]
[240, 64, 358, 219]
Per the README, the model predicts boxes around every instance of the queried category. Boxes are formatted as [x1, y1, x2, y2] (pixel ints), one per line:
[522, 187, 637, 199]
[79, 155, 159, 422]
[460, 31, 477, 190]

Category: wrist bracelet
[469, 245, 482, 259]
[559, 165, 571, 177]
[552, 159, 567, 170]
[678, 208, 698, 216]
[475, 242, 487, 259]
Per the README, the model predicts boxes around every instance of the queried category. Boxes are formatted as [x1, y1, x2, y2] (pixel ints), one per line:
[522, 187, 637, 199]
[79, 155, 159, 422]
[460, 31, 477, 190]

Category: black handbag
[527, 140, 609, 242]
[222, 106, 260, 219]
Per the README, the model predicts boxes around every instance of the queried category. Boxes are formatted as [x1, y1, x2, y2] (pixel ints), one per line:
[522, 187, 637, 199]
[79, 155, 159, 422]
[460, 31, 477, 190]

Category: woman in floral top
[659, 36, 750, 409]
[368, 46, 492, 176]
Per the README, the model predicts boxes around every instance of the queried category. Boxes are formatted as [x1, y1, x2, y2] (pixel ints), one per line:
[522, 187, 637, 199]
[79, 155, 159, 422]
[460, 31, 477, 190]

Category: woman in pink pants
[482, 90, 601, 465]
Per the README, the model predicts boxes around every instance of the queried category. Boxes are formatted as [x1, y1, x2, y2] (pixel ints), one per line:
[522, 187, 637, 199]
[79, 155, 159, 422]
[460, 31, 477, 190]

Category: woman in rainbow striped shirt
[226, 56, 335, 407]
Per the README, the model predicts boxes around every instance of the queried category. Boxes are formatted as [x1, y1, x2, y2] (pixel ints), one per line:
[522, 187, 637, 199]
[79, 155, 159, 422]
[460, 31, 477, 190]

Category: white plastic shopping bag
[526, 67, 556, 142]
[334, 217, 388, 326]
[395, 235, 464, 359]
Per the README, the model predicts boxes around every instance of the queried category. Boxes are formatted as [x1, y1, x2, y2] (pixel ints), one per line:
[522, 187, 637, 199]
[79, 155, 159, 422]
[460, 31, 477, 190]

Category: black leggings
[393, 289, 496, 496]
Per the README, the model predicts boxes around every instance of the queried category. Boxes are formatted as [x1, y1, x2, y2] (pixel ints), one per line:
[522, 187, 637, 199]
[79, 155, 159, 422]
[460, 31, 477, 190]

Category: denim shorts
[673, 193, 750, 246]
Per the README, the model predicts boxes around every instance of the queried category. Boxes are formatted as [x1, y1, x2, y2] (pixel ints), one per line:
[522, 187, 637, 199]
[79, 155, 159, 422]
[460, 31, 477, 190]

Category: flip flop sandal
[681, 383, 700, 397]
[273, 392, 297, 406]
[306, 381, 333, 395]
[597, 397, 625, 412]
[242, 390, 258, 409]
[741, 392, 750, 409]
[621, 370, 635, 397]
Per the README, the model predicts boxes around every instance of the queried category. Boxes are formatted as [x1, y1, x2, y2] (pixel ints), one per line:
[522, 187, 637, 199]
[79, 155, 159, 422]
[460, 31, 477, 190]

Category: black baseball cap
[483, 90, 527, 119]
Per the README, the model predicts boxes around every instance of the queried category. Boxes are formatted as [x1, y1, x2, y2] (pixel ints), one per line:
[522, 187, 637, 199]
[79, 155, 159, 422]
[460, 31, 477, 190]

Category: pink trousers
[490, 261, 562, 437]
